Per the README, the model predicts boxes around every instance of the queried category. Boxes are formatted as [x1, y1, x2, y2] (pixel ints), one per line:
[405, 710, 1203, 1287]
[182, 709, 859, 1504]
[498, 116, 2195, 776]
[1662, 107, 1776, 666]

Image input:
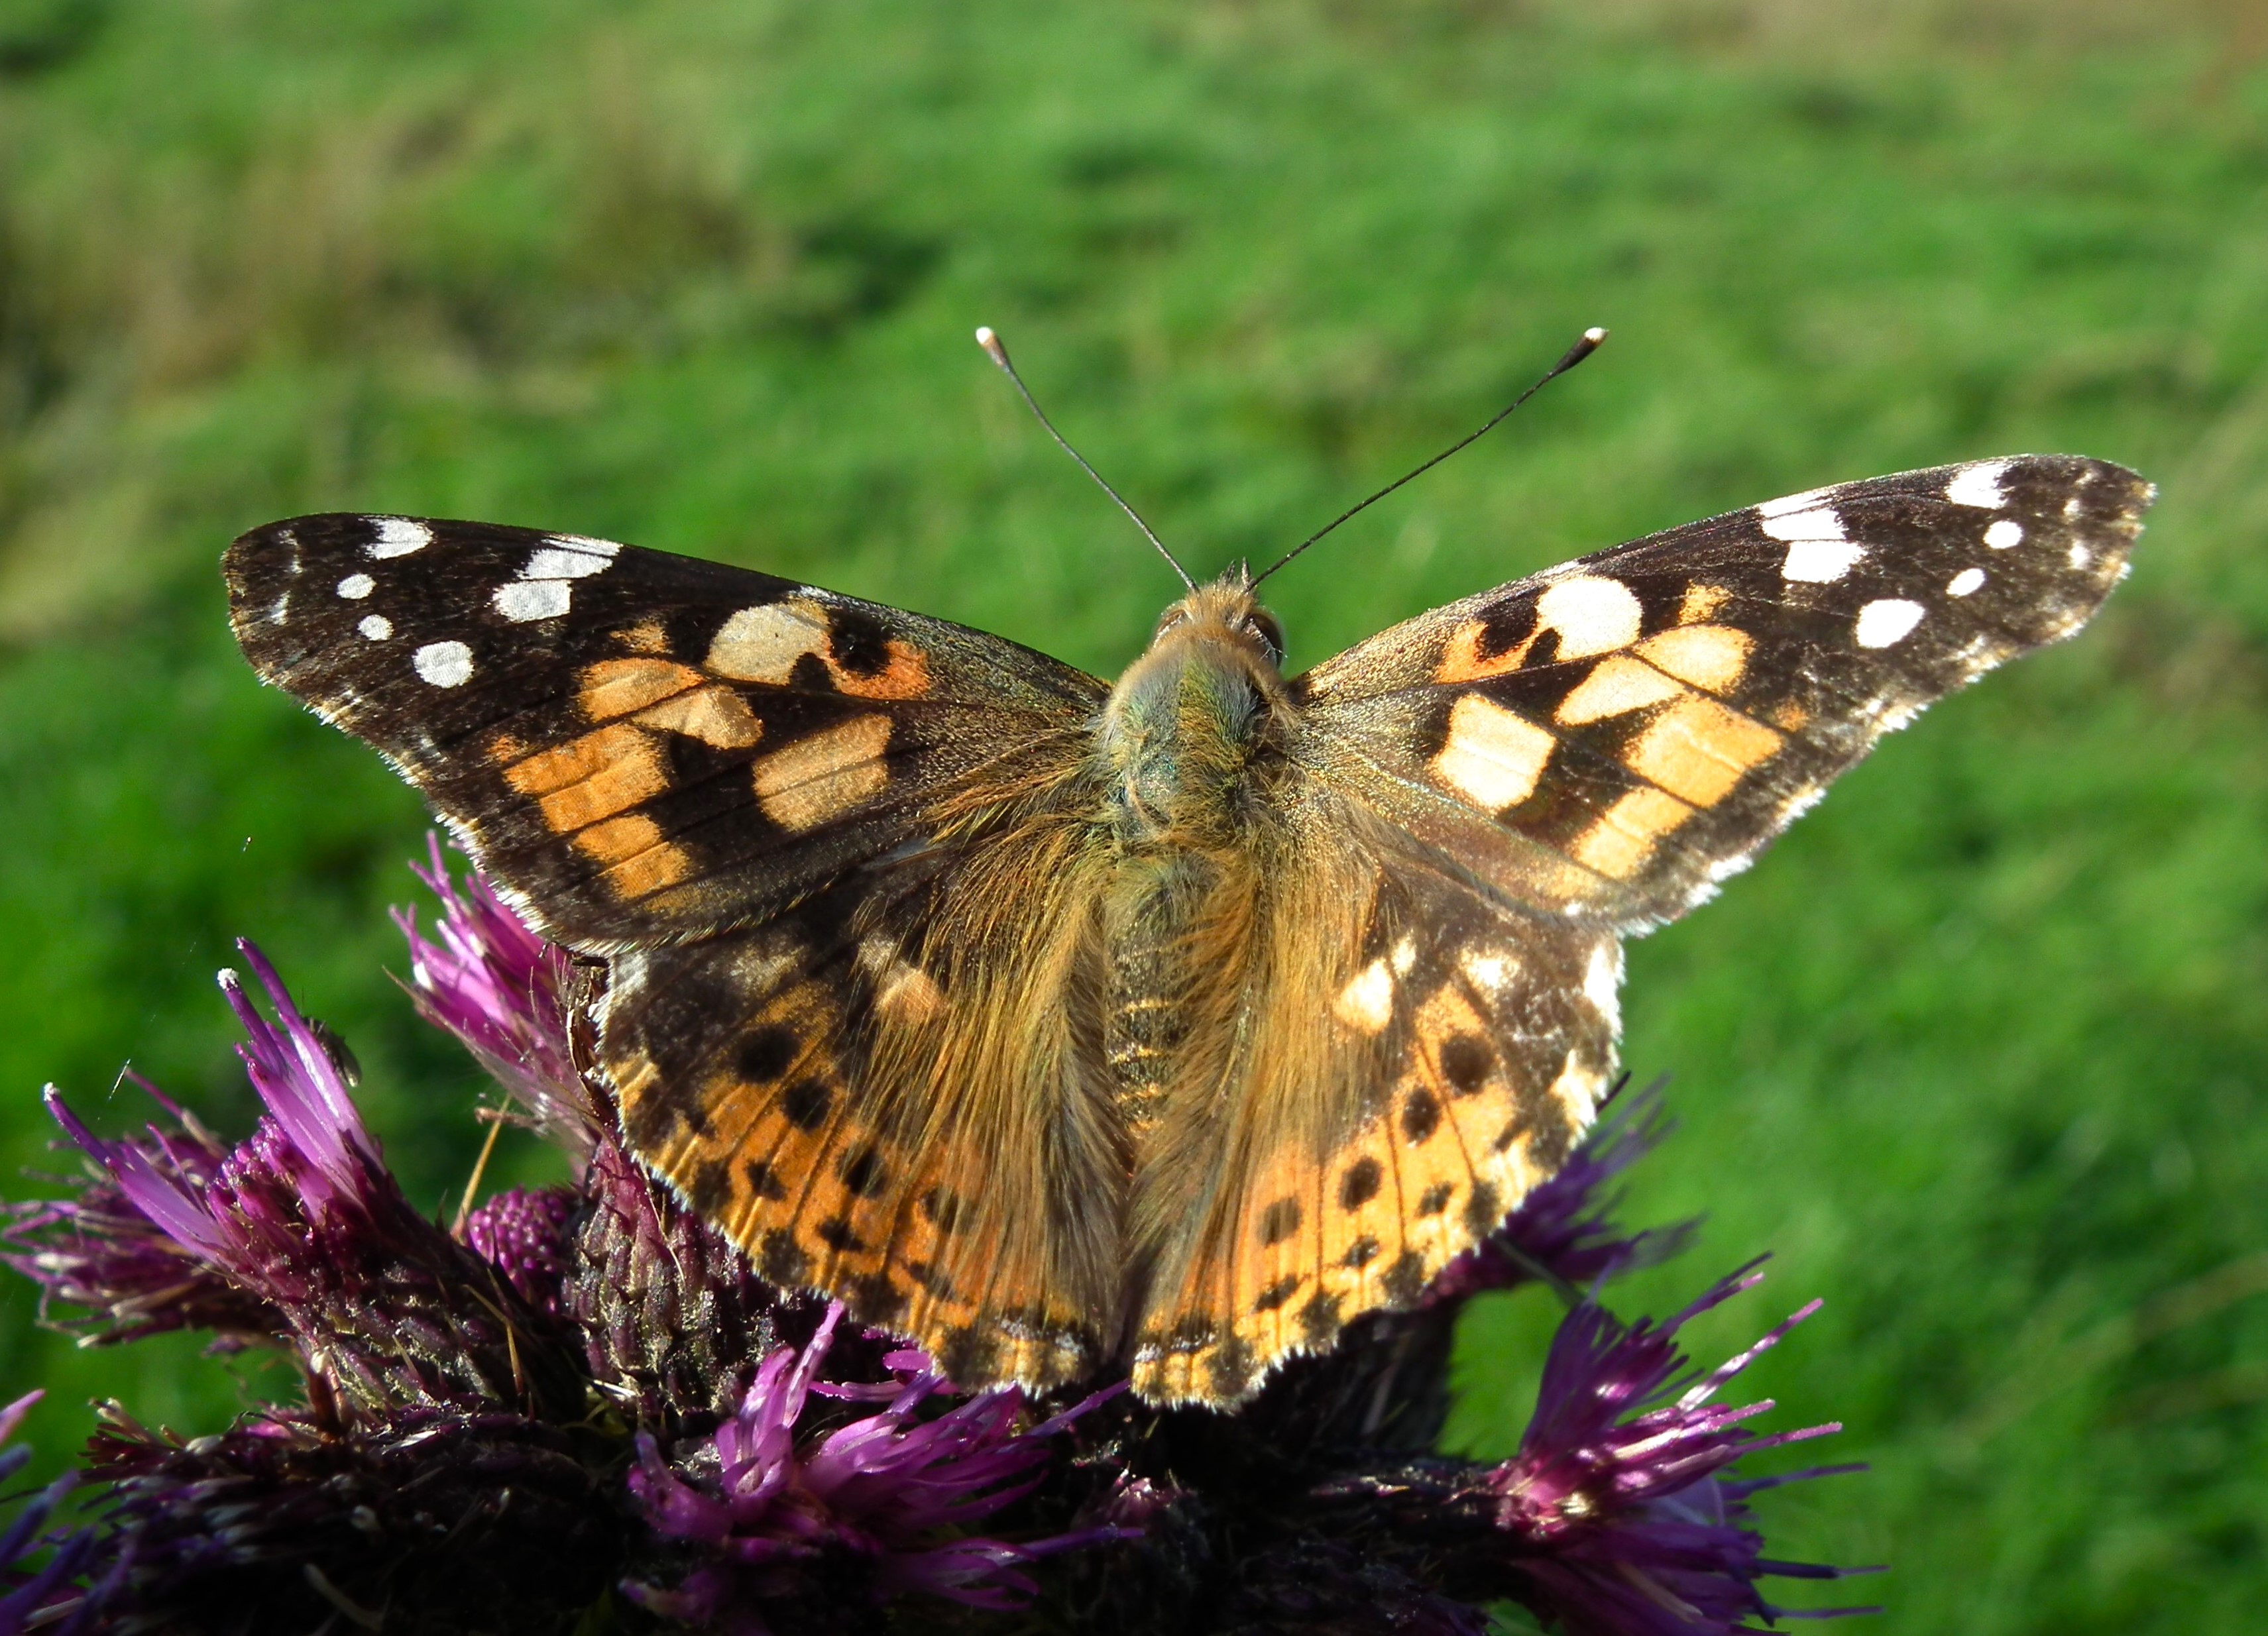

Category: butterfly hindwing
[1125, 792, 1617, 1404]
[599, 763, 1126, 1395]
[224, 514, 1106, 950]
[1296, 455, 2152, 928]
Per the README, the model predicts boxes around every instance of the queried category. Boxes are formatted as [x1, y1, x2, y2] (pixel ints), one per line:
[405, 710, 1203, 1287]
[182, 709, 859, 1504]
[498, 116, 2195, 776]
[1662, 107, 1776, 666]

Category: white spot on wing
[1945, 460, 2012, 509]
[367, 518, 431, 558]
[336, 573, 374, 600]
[1781, 538, 1867, 583]
[709, 601, 830, 684]
[494, 580, 573, 622]
[1756, 486, 1833, 518]
[1581, 941, 1622, 1030]
[1854, 598, 1925, 648]
[1536, 575, 1643, 659]
[525, 544, 617, 580]
[1461, 949, 1516, 991]
[2069, 543, 2092, 568]
[1760, 506, 1845, 543]
[413, 639, 474, 686]
[1333, 959, 1396, 1034]
[1947, 568, 1985, 597]
[1984, 519, 2024, 549]
[358, 614, 392, 640]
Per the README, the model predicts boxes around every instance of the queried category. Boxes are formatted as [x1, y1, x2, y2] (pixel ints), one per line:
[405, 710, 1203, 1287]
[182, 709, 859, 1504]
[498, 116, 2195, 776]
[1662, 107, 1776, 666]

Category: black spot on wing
[1258, 1197, 1303, 1246]
[781, 1079, 834, 1132]
[1339, 1157, 1383, 1211]
[1400, 1089, 1442, 1146]
[1440, 1034, 1494, 1096]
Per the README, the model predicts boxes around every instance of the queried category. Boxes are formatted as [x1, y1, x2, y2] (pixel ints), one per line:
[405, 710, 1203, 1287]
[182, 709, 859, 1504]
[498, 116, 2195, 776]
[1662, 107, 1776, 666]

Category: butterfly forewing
[225, 514, 1104, 950]
[1297, 456, 2152, 928]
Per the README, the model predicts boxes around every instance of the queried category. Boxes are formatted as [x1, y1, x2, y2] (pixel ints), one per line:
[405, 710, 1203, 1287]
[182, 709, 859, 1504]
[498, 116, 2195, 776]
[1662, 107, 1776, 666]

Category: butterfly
[222, 451, 2151, 1407]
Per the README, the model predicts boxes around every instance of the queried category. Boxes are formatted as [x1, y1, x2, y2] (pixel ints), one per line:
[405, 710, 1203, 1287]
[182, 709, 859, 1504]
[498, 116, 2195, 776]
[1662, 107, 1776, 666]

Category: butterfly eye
[1246, 611, 1286, 662]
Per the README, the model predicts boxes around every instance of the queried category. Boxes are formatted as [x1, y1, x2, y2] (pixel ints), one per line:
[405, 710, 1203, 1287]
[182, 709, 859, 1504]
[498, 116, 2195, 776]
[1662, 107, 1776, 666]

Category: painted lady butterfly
[225, 429, 2149, 1406]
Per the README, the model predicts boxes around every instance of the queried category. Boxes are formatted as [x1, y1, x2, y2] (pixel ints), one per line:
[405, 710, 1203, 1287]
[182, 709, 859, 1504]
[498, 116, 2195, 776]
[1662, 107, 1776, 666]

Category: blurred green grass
[1, 0, 2265, 1629]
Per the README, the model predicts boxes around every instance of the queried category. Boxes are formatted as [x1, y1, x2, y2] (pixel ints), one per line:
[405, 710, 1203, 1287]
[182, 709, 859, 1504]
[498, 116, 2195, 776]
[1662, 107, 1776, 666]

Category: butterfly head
[1101, 570, 1292, 840]
[1148, 567, 1285, 669]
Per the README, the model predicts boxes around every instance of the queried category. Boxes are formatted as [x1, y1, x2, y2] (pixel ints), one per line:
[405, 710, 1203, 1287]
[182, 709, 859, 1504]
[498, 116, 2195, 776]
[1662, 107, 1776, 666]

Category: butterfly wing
[1126, 787, 1617, 1405]
[225, 514, 1106, 950]
[225, 514, 1125, 1389]
[600, 771, 1125, 1394]
[1294, 455, 2153, 930]
[1128, 453, 2151, 1405]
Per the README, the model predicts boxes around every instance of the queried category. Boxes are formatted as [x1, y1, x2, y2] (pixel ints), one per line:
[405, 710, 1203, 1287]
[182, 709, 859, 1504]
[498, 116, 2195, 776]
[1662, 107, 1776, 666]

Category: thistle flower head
[38, 942, 581, 1421]
[461, 1185, 579, 1317]
[1486, 1265, 1879, 1635]
[395, 834, 596, 1154]
[1, 1077, 277, 1348]
[625, 1302, 1131, 1625]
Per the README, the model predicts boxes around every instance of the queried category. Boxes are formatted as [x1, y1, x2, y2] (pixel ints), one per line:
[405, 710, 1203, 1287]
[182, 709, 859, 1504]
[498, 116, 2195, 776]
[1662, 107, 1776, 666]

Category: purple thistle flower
[395, 836, 596, 1154]
[1486, 1264, 1880, 1635]
[462, 1185, 579, 1317]
[625, 1302, 1131, 1627]
[1429, 1081, 1697, 1306]
[0, 1392, 105, 1636]
[571, 1132, 815, 1427]
[40, 944, 581, 1422]
[2, 1077, 279, 1348]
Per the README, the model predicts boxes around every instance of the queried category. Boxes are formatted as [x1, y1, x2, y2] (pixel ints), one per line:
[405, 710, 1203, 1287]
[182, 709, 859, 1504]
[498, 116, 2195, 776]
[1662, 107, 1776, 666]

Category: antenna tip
[974, 325, 1009, 368]
[1583, 325, 1609, 345]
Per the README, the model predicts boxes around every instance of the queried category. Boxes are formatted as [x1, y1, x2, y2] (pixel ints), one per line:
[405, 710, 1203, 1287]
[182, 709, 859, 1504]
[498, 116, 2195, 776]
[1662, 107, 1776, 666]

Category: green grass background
[1, 0, 2264, 1629]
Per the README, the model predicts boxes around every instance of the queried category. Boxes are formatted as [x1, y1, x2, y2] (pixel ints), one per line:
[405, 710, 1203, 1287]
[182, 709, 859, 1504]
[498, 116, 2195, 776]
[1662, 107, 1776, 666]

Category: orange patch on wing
[572, 812, 692, 898]
[1679, 583, 1731, 624]
[753, 715, 893, 832]
[614, 618, 671, 655]
[580, 658, 703, 720]
[830, 641, 931, 701]
[1625, 696, 1782, 807]
[1434, 619, 1538, 684]
[504, 724, 668, 832]
[1570, 786, 1696, 879]
[705, 598, 932, 701]
[857, 936, 946, 1025]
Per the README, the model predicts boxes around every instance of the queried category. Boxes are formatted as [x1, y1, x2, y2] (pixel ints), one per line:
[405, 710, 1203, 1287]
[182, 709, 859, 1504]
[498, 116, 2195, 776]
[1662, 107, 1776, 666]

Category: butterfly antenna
[1251, 325, 1609, 588]
[975, 325, 1196, 591]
